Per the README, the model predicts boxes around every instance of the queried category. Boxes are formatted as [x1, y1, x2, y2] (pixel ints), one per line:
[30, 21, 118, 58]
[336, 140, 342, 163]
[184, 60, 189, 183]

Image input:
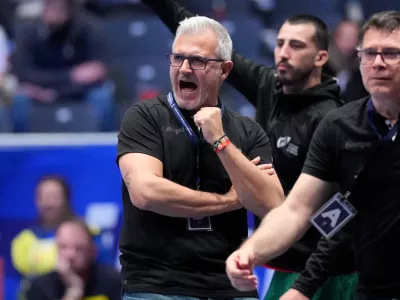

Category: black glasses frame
[167, 53, 224, 70]
[357, 49, 400, 65]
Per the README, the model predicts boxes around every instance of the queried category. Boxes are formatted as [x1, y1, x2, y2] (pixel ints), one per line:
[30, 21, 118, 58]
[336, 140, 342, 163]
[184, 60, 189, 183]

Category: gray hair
[172, 16, 233, 61]
[360, 11, 400, 43]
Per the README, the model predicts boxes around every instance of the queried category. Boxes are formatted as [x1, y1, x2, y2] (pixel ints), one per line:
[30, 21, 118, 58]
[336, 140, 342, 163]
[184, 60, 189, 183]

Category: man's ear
[220, 60, 233, 81]
[315, 50, 329, 67]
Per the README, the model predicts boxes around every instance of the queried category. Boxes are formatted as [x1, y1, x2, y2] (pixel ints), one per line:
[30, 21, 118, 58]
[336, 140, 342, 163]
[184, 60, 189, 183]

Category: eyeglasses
[167, 53, 224, 70]
[358, 48, 400, 65]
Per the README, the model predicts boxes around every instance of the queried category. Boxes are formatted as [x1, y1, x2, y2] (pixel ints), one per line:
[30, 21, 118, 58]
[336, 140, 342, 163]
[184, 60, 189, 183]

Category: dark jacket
[12, 12, 107, 98]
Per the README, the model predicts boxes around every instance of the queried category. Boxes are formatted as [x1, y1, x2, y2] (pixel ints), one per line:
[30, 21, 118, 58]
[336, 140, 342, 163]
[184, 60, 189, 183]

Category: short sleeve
[246, 122, 273, 165]
[302, 114, 337, 182]
[117, 104, 163, 164]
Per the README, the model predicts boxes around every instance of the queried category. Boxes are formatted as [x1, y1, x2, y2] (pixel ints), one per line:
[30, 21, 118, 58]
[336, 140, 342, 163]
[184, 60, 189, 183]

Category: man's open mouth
[179, 80, 198, 93]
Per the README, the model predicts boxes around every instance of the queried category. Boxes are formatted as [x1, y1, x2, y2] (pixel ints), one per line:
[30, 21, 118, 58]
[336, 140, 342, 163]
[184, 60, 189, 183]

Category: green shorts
[264, 270, 358, 300]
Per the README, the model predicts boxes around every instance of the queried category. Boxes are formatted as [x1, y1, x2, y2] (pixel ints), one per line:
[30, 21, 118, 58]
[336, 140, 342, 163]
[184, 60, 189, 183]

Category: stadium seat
[104, 15, 174, 59]
[0, 105, 11, 132]
[109, 55, 171, 103]
[220, 14, 264, 58]
[28, 102, 100, 132]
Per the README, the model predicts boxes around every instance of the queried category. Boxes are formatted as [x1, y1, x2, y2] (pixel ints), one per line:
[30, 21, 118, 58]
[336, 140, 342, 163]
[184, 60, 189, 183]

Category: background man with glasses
[226, 10, 400, 300]
[116, 15, 284, 300]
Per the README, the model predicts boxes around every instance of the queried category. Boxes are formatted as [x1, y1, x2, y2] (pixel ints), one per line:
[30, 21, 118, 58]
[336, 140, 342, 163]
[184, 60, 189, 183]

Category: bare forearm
[242, 205, 311, 265]
[217, 144, 284, 217]
[125, 172, 241, 217]
[238, 175, 333, 266]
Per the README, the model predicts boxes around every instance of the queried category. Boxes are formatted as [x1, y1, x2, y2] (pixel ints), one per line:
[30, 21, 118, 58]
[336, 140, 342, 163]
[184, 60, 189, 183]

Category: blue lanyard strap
[167, 92, 225, 190]
[167, 92, 225, 145]
[167, 92, 199, 147]
[367, 99, 399, 141]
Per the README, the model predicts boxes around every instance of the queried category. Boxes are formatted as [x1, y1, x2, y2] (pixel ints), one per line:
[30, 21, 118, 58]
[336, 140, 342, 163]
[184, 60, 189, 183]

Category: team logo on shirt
[277, 136, 291, 148]
[162, 125, 185, 135]
[344, 141, 372, 150]
[277, 136, 299, 156]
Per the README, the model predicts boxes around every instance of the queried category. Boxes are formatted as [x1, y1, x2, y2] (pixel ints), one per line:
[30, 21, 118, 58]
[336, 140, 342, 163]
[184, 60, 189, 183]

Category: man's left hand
[226, 248, 258, 291]
[193, 107, 224, 145]
[251, 156, 275, 176]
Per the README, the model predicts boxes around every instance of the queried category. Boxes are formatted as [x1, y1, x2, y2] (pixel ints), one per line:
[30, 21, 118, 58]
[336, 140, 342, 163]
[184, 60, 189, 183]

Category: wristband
[213, 135, 231, 153]
[212, 134, 227, 151]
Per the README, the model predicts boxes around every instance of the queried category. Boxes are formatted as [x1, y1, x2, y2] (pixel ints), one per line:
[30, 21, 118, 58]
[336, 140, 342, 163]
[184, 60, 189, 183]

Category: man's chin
[277, 75, 296, 85]
[369, 88, 397, 100]
[175, 96, 201, 111]
[178, 101, 201, 111]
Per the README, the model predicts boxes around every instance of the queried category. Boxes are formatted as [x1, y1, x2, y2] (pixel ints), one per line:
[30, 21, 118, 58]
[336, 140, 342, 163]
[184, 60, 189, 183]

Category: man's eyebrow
[277, 38, 307, 44]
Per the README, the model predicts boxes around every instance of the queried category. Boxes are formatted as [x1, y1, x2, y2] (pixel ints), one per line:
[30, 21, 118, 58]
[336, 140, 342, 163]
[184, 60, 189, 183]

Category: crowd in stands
[1, 0, 396, 133]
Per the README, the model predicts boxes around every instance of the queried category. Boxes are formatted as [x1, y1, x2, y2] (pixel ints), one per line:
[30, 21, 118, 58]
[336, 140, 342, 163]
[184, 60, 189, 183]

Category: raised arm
[117, 104, 241, 218]
[142, 0, 275, 107]
[228, 51, 273, 108]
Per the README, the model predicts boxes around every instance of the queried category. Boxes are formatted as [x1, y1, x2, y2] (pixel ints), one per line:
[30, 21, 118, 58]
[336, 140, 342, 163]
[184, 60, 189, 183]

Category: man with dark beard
[141, 1, 357, 299]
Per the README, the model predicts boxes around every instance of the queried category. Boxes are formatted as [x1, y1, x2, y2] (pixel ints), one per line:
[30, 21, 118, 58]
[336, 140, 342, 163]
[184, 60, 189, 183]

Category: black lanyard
[167, 92, 225, 190]
[344, 99, 399, 201]
[367, 99, 399, 141]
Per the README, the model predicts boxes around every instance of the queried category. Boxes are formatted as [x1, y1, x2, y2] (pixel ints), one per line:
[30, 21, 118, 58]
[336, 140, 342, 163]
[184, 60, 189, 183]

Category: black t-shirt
[303, 97, 400, 297]
[116, 95, 272, 298]
[25, 264, 121, 300]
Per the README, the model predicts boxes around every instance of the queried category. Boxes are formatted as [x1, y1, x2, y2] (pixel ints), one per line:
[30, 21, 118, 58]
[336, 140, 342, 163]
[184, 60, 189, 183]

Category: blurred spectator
[24, 218, 121, 300]
[11, 0, 114, 132]
[11, 175, 115, 295]
[343, 68, 369, 103]
[324, 20, 369, 103]
[84, 0, 150, 16]
[0, 0, 15, 38]
[0, 25, 13, 131]
[250, 0, 276, 58]
[0, 26, 9, 77]
[11, 176, 75, 278]
[324, 20, 360, 95]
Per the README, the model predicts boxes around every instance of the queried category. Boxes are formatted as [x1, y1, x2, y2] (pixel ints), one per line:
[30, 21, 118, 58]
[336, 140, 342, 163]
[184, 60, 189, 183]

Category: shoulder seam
[328, 101, 365, 124]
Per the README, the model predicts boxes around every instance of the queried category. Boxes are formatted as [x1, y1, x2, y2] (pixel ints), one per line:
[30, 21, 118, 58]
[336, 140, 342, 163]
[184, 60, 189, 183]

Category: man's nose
[278, 45, 290, 60]
[372, 53, 387, 68]
[180, 59, 193, 73]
